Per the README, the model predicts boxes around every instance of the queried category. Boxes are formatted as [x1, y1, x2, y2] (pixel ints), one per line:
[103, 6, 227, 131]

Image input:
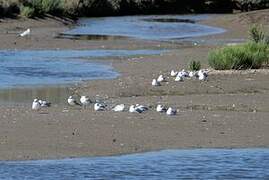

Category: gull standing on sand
[94, 103, 106, 111]
[175, 75, 184, 82]
[198, 70, 208, 81]
[68, 96, 81, 106]
[38, 99, 51, 107]
[152, 79, 161, 86]
[112, 104, 125, 112]
[19, 28, 31, 37]
[80, 96, 92, 108]
[166, 107, 177, 116]
[170, 70, 178, 77]
[129, 104, 148, 113]
[32, 99, 41, 111]
[156, 104, 166, 112]
[157, 74, 165, 82]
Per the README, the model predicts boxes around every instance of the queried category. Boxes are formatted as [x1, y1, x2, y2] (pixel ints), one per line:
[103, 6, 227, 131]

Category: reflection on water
[64, 15, 225, 40]
[0, 149, 269, 179]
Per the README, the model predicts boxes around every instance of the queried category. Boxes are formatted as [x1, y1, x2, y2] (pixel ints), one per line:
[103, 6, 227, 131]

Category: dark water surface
[64, 15, 225, 41]
[0, 149, 268, 179]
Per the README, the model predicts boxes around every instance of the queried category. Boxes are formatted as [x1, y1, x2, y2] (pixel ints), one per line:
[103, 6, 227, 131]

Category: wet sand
[0, 11, 269, 160]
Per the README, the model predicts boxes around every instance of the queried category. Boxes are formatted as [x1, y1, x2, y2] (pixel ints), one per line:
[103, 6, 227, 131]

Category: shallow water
[0, 49, 163, 89]
[0, 148, 268, 179]
[64, 15, 225, 41]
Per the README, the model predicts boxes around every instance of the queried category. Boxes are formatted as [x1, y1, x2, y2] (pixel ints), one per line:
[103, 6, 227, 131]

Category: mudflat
[0, 11, 268, 160]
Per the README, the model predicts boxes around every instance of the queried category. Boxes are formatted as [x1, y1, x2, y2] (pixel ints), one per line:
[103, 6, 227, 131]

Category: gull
[135, 104, 148, 111]
[157, 75, 165, 82]
[32, 98, 41, 111]
[175, 75, 184, 82]
[80, 96, 92, 108]
[19, 28, 30, 37]
[170, 70, 178, 77]
[68, 96, 81, 106]
[129, 104, 148, 113]
[94, 103, 106, 111]
[180, 69, 189, 77]
[112, 104, 125, 112]
[152, 79, 161, 86]
[198, 70, 208, 81]
[166, 107, 177, 116]
[189, 71, 194, 78]
[38, 99, 51, 107]
[156, 104, 166, 112]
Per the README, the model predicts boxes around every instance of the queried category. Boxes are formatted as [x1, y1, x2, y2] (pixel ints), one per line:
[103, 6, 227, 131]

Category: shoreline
[0, 11, 268, 160]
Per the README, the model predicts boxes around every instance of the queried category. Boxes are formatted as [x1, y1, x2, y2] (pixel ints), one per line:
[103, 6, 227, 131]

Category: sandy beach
[0, 10, 269, 160]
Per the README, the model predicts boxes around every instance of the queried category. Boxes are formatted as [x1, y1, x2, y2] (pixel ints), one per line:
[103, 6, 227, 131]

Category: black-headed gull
[80, 96, 92, 108]
[170, 70, 178, 77]
[112, 104, 125, 112]
[68, 96, 81, 106]
[175, 75, 184, 82]
[19, 28, 30, 37]
[38, 99, 51, 107]
[152, 79, 161, 86]
[32, 99, 41, 111]
[129, 104, 148, 113]
[156, 104, 166, 112]
[94, 103, 106, 111]
[166, 107, 177, 116]
[157, 75, 165, 82]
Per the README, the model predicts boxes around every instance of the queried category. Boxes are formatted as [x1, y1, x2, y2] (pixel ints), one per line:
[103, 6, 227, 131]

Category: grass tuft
[208, 42, 269, 70]
[189, 60, 201, 71]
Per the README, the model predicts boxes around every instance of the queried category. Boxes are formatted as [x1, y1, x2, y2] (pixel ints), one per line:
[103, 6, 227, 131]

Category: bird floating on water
[152, 79, 161, 86]
[68, 96, 81, 106]
[112, 104, 125, 112]
[32, 98, 41, 111]
[156, 104, 166, 112]
[166, 107, 177, 116]
[19, 28, 30, 37]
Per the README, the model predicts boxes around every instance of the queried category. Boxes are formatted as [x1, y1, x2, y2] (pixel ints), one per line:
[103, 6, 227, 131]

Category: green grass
[208, 42, 269, 70]
[189, 60, 201, 71]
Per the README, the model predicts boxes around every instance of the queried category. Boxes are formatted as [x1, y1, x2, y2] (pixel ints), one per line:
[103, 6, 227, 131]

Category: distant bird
[170, 70, 178, 77]
[198, 70, 208, 81]
[32, 98, 41, 111]
[38, 99, 51, 107]
[19, 28, 30, 37]
[129, 104, 148, 113]
[180, 69, 189, 77]
[175, 75, 184, 82]
[189, 71, 195, 78]
[166, 107, 177, 116]
[156, 104, 166, 112]
[67, 96, 81, 106]
[152, 79, 161, 86]
[80, 96, 92, 108]
[157, 74, 165, 82]
[112, 104, 125, 112]
[94, 103, 106, 111]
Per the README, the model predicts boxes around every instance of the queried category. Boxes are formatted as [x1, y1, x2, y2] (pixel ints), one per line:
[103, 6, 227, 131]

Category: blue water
[65, 15, 225, 40]
[0, 49, 163, 88]
[0, 149, 268, 179]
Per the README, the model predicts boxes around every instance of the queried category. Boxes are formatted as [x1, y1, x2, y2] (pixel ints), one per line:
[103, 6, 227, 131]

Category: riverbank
[0, 10, 269, 160]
